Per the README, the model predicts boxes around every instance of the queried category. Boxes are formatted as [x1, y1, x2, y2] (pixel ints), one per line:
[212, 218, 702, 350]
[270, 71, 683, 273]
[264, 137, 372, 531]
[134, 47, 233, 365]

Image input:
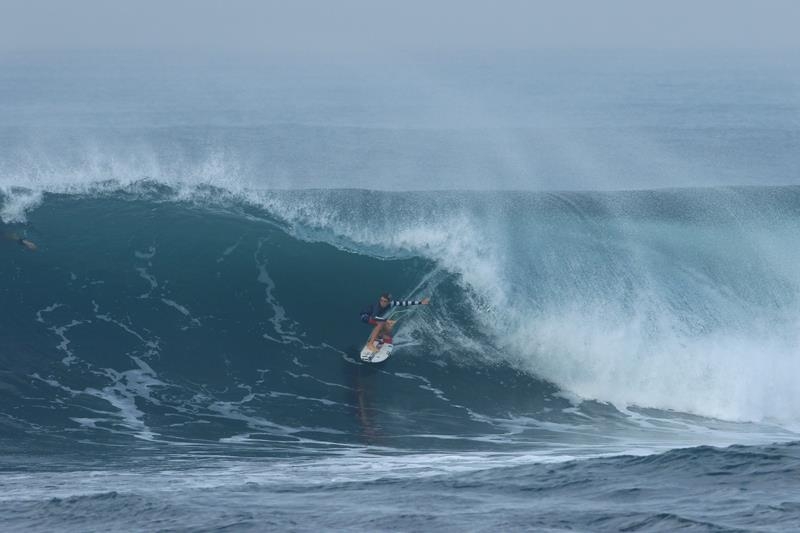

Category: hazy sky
[3, 0, 800, 55]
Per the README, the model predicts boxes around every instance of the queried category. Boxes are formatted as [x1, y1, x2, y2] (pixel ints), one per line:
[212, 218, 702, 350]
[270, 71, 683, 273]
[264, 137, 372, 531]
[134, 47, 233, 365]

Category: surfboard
[360, 338, 393, 363]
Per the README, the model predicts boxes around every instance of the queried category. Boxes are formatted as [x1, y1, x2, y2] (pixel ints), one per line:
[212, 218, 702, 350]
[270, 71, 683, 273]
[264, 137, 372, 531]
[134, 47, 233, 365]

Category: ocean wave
[1, 184, 800, 446]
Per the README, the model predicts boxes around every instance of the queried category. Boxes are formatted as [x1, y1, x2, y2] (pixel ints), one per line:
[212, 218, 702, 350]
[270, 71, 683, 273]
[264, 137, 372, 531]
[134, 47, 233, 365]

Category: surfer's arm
[390, 298, 430, 307]
[3, 232, 36, 251]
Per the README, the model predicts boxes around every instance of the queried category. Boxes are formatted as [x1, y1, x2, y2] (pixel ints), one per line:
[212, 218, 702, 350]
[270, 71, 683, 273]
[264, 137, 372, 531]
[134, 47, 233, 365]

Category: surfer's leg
[382, 320, 395, 344]
[367, 321, 384, 349]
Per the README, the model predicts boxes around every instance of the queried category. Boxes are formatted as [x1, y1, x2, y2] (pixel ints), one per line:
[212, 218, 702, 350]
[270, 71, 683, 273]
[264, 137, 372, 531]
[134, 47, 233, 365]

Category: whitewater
[1, 50, 800, 531]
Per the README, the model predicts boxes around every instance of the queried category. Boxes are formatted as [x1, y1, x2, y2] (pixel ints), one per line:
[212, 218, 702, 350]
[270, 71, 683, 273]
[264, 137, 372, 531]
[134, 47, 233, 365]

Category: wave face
[1, 184, 799, 456]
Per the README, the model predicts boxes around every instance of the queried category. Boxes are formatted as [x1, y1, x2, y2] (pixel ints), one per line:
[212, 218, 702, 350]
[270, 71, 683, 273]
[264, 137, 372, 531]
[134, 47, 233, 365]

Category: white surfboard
[360, 338, 394, 363]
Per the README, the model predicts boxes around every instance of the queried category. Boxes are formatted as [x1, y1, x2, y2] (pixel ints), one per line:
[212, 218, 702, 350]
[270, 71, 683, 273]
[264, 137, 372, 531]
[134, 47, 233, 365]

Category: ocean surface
[1, 50, 800, 531]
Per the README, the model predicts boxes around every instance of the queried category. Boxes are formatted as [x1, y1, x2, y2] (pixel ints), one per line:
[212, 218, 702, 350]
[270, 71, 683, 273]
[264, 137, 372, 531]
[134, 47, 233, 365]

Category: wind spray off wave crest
[0, 142, 255, 222]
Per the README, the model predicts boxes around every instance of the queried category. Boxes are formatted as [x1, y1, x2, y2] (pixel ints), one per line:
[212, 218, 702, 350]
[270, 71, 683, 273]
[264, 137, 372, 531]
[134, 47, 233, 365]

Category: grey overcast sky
[2, 0, 800, 54]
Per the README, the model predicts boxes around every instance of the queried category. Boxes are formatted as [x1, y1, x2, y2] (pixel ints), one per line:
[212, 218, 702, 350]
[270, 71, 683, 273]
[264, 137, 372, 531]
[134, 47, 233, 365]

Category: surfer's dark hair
[381, 292, 392, 300]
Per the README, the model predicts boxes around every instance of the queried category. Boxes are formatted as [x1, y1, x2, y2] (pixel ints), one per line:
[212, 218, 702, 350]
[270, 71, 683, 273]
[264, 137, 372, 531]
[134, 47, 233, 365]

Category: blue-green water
[1, 50, 800, 531]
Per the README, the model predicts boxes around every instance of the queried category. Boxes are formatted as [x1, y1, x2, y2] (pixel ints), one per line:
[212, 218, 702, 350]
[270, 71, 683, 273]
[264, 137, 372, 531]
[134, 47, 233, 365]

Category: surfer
[2, 230, 36, 251]
[360, 293, 429, 352]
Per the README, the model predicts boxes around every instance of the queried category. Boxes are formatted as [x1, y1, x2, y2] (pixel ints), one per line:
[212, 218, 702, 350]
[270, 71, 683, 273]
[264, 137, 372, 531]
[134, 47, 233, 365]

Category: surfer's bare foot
[21, 239, 37, 251]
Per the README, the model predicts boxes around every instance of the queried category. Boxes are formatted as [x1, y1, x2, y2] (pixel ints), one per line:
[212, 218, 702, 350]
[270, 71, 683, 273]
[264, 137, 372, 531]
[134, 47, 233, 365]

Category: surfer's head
[379, 293, 391, 307]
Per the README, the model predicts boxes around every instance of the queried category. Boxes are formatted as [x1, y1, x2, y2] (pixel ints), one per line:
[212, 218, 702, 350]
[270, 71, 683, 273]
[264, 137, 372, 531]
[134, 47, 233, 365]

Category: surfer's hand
[421, 297, 430, 305]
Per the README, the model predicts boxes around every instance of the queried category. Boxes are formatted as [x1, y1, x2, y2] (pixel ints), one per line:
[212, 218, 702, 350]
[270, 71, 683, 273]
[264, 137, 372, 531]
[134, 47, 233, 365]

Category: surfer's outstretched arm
[390, 297, 429, 307]
[3, 232, 36, 251]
